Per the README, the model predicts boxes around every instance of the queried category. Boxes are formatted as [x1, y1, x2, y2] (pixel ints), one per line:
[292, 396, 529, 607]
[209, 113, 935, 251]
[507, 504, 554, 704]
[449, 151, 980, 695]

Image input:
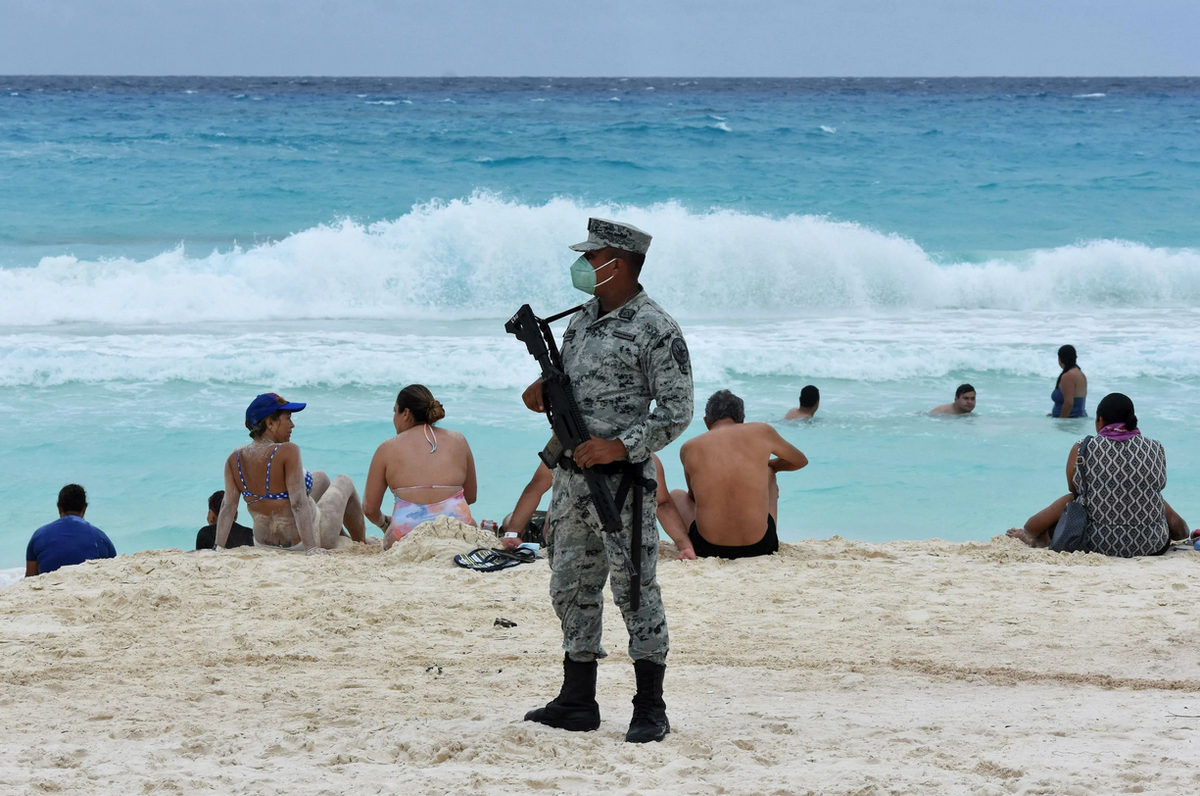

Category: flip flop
[453, 548, 523, 572]
[493, 547, 538, 564]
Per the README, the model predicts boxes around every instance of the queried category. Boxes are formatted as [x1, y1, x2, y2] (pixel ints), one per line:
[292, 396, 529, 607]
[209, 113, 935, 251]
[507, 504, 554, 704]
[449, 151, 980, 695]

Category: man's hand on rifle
[574, 436, 627, 468]
[522, 379, 546, 413]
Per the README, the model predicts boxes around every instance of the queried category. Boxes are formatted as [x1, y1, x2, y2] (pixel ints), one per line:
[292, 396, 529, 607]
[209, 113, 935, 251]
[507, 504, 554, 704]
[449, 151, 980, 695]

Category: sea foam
[2, 194, 1200, 327]
[4, 308, 1200, 388]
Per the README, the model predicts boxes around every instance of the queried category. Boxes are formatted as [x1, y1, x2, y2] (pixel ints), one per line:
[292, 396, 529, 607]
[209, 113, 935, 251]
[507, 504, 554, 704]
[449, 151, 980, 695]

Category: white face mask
[570, 256, 617, 294]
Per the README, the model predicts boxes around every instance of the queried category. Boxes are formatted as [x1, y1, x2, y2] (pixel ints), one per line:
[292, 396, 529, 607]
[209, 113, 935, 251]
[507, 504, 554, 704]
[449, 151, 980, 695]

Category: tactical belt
[556, 458, 629, 476]
[557, 457, 657, 611]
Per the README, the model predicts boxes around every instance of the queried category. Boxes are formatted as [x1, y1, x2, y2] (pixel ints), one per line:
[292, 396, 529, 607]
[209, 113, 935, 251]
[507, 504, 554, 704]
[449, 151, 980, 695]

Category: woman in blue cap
[214, 393, 367, 553]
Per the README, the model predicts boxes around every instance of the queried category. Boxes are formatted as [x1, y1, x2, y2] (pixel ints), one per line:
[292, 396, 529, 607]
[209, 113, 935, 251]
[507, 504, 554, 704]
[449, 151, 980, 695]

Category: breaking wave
[2, 193, 1200, 327]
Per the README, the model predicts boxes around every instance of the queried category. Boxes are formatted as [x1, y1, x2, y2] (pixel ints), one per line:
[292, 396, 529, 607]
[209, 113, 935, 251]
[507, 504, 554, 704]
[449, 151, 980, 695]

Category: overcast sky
[2, 0, 1197, 77]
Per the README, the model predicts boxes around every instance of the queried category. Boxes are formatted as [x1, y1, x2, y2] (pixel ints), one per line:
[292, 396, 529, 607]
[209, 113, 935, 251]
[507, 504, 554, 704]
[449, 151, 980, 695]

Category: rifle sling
[543, 303, 587, 324]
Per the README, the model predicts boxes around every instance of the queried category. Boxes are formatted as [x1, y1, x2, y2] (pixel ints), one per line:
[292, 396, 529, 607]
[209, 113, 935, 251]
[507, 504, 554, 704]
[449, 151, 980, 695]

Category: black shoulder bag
[1050, 435, 1093, 553]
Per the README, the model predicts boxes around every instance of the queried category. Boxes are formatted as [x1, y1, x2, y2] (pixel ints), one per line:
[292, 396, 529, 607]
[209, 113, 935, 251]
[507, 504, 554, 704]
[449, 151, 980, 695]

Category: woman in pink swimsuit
[363, 384, 478, 548]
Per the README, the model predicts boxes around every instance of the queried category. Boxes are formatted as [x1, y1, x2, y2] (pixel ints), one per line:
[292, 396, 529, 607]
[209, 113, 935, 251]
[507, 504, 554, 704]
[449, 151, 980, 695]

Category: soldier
[520, 218, 694, 743]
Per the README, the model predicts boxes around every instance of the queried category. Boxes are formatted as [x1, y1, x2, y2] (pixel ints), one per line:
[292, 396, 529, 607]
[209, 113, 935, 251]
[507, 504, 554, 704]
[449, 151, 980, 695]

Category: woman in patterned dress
[1008, 393, 1190, 555]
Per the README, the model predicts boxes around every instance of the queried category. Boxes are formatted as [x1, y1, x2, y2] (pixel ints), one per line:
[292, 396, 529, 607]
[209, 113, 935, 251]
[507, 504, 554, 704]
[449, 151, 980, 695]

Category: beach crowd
[27, 344, 1193, 576]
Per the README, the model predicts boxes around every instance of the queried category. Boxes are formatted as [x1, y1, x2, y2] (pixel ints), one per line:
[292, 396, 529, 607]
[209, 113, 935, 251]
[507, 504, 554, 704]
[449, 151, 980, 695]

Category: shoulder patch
[618, 307, 637, 321]
[670, 337, 690, 375]
[563, 329, 576, 343]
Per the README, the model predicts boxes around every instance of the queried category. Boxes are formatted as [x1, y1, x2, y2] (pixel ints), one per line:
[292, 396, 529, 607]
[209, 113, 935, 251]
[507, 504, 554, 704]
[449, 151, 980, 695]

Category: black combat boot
[625, 659, 670, 743]
[524, 655, 601, 731]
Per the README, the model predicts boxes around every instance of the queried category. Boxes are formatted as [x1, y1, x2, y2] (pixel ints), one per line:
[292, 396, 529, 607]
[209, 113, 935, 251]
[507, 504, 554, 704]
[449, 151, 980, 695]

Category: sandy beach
[2, 530, 1198, 795]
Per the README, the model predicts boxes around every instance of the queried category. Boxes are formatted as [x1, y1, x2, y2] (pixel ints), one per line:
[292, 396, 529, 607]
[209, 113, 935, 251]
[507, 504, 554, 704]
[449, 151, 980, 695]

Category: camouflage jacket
[559, 289, 694, 464]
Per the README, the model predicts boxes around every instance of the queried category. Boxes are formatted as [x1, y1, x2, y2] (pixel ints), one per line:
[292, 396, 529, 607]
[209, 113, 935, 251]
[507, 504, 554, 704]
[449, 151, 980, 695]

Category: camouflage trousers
[547, 462, 669, 666]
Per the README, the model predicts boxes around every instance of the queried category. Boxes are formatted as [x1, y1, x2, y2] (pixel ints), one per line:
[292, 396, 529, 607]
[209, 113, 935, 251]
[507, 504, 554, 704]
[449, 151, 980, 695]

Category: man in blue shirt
[26, 484, 117, 577]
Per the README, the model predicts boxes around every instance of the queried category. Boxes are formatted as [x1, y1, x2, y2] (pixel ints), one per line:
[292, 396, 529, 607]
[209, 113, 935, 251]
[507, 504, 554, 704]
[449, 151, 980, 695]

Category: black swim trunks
[688, 516, 779, 559]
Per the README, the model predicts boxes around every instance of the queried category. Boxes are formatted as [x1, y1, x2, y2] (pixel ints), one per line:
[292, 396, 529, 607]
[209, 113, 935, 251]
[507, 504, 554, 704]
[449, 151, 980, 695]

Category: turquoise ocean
[4, 76, 1200, 576]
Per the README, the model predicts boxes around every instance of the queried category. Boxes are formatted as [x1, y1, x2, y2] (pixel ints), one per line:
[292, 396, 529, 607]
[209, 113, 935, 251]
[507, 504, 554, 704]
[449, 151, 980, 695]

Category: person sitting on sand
[672, 390, 808, 559]
[501, 457, 696, 559]
[1050, 345, 1088, 418]
[196, 490, 253, 550]
[216, 393, 367, 553]
[651, 454, 697, 560]
[500, 463, 554, 550]
[1007, 392, 1189, 556]
[931, 384, 976, 415]
[784, 385, 819, 420]
[363, 384, 477, 549]
[26, 484, 116, 577]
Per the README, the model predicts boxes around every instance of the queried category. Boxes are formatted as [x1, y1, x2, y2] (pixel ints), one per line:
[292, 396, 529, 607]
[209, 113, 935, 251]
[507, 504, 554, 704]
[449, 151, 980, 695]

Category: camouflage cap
[568, 218, 652, 255]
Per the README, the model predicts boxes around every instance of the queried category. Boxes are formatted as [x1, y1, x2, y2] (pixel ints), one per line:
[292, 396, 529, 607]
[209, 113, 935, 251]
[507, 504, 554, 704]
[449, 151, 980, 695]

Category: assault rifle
[505, 303, 623, 534]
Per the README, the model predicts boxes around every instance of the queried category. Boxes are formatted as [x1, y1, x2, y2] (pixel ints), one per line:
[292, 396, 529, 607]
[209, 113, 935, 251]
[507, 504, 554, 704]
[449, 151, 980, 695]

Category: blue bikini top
[237, 445, 313, 504]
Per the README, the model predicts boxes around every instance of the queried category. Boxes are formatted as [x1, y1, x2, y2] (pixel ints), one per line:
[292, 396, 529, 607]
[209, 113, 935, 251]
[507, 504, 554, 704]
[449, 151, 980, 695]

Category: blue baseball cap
[245, 393, 307, 427]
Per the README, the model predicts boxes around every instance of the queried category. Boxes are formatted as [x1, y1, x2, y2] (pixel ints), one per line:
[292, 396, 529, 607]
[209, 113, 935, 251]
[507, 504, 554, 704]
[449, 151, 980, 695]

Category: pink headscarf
[1098, 423, 1141, 442]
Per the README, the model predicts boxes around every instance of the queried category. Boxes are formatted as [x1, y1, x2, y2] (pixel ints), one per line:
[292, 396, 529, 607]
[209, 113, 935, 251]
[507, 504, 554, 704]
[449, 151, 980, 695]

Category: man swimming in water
[784, 385, 819, 420]
[931, 384, 976, 415]
[672, 390, 808, 559]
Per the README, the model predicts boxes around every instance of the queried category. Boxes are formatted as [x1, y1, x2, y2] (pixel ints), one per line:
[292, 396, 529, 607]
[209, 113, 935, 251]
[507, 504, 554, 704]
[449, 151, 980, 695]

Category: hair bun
[427, 400, 446, 423]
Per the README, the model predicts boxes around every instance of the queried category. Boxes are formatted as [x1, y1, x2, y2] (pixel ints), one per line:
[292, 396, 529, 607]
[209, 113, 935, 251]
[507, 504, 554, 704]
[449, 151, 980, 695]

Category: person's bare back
[374, 425, 475, 501]
[362, 385, 478, 547]
[673, 390, 808, 551]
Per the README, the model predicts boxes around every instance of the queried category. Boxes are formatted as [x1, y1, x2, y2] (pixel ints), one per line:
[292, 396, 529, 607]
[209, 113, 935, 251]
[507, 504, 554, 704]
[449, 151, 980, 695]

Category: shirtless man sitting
[931, 384, 976, 415]
[671, 390, 808, 559]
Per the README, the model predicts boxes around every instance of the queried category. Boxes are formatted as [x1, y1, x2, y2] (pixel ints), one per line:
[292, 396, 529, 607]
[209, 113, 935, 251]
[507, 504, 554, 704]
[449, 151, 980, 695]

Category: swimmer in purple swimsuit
[1050, 345, 1088, 418]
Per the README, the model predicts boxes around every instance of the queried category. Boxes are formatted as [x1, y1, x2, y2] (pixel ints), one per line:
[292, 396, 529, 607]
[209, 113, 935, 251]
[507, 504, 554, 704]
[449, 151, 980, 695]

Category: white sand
[2, 531, 1199, 795]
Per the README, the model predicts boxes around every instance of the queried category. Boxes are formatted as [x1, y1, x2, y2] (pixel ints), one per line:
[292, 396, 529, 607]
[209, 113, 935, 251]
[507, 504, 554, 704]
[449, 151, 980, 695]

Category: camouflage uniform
[548, 287, 694, 667]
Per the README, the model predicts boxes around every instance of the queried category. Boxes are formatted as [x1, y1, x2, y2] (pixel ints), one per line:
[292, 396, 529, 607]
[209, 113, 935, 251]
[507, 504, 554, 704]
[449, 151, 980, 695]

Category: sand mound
[950, 534, 1116, 564]
[385, 515, 499, 564]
